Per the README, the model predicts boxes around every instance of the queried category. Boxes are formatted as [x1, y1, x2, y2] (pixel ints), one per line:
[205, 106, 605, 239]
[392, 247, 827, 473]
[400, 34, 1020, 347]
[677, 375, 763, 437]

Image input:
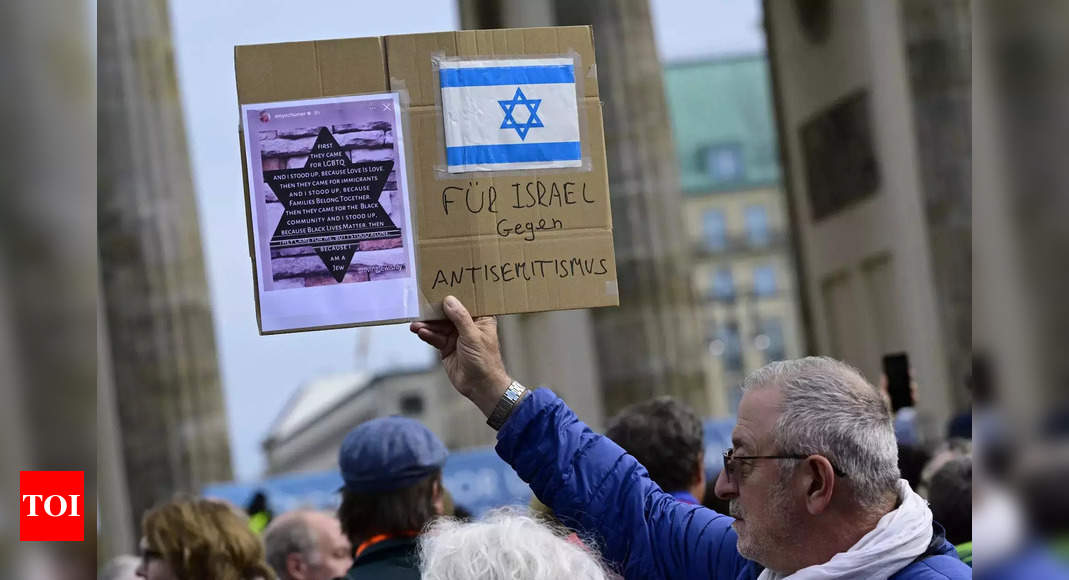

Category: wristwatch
[486, 380, 528, 430]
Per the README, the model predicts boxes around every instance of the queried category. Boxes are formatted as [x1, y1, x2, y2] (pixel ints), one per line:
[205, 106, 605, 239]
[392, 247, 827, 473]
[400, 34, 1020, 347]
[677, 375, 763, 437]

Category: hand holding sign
[410, 296, 512, 418]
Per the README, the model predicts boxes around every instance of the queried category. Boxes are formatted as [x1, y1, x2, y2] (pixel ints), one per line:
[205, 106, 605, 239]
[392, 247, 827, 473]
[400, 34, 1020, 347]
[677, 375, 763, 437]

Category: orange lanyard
[354, 531, 418, 559]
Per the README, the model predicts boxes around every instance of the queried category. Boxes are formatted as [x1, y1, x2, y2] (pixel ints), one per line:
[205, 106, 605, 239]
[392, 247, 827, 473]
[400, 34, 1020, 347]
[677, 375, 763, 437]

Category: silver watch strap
[486, 381, 528, 430]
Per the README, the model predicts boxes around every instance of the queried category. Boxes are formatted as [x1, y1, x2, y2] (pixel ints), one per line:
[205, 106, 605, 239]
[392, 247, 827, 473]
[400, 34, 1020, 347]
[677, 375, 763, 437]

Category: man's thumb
[443, 296, 477, 337]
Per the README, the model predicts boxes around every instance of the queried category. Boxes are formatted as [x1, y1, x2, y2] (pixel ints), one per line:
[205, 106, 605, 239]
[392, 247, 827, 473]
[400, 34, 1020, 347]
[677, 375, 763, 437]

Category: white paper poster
[241, 93, 419, 332]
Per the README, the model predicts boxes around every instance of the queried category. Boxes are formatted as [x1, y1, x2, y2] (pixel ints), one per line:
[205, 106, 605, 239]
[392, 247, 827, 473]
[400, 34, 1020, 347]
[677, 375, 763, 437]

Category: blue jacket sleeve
[495, 388, 750, 580]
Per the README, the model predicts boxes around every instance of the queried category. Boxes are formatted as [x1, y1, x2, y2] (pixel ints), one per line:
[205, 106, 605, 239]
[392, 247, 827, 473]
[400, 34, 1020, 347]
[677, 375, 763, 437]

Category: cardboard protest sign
[235, 27, 618, 333]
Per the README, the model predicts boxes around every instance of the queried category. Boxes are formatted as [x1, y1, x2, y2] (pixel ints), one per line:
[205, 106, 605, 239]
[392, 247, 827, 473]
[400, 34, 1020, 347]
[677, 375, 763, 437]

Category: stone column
[900, 0, 972, 412]
[554, 0, 708, 416]
[98, 0, 232, 531]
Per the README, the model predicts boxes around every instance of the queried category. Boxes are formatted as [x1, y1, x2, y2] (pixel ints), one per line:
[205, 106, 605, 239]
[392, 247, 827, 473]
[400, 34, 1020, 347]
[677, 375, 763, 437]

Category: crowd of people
[102, 296, 973, 579]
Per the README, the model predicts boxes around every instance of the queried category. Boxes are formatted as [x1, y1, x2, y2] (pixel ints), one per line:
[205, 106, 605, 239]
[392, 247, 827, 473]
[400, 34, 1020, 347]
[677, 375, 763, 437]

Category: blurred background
[5, 0, 1068, 576]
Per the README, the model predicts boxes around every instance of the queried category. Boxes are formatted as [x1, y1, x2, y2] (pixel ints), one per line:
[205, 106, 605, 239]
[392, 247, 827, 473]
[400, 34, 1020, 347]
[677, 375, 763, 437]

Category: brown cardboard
[235, 37, 388, 104]
[417, 230, 618, 317]
[384, 26, 598, 107]
[404, 99, 616, 318]
[405, 101, 610, 241]
[235, 26, 618, 331]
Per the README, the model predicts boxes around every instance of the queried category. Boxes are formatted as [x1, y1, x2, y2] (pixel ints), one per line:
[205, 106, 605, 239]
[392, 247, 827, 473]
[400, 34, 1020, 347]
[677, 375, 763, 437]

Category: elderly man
[411, 296, 970, 579]
[263, 510, 352, 580]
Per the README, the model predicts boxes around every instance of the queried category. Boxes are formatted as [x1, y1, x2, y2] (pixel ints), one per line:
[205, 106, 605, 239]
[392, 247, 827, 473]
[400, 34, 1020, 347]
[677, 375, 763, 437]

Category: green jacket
[955, 542, 971, 567]
[342, 537, 420, 580]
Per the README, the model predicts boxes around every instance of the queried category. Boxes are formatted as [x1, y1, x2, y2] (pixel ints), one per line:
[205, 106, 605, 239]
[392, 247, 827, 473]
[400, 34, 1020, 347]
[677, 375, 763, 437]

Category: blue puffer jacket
[496, 389, 970, 580]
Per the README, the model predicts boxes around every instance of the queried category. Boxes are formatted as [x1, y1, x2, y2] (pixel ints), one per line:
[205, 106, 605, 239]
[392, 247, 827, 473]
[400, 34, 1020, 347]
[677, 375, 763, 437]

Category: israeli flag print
[439, 57, 582, 173]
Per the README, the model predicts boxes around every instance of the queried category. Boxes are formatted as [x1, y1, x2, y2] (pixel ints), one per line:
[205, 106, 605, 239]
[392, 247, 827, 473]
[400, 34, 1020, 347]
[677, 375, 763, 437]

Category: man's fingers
[422, 320, 457, 334]
[416, 327, 450, 351]
[441, 332, 458, 359]
[411, 320, 455, 334]
[442, 295, 478, 338]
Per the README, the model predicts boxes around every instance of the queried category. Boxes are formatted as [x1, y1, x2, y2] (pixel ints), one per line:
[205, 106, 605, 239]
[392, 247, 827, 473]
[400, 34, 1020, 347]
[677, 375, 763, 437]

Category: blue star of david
[498, 87, 544, 140]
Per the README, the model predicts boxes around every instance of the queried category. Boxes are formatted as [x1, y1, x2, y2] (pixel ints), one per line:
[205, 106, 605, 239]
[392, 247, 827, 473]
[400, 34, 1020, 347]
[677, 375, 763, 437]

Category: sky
[168, 0, 763, 481]
[650, 0, 765, 61]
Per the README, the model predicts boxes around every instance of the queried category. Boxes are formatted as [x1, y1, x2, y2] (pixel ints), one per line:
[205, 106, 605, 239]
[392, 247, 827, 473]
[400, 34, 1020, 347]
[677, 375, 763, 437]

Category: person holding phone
[882, 353, 920, 446]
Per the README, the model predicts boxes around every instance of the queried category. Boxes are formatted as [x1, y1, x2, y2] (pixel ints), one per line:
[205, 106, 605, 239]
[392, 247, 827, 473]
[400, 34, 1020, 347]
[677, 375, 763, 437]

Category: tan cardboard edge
[237, 127, 265, 335]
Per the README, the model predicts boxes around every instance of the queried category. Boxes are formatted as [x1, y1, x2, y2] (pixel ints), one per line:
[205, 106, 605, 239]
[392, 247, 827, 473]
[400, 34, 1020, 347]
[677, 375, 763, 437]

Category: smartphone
[883, 352, 912, 412]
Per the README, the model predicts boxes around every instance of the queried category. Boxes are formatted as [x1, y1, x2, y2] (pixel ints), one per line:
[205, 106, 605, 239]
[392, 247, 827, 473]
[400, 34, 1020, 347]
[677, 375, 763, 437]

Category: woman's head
[419, 508, 609, 580]
[137, 496, 275, 580]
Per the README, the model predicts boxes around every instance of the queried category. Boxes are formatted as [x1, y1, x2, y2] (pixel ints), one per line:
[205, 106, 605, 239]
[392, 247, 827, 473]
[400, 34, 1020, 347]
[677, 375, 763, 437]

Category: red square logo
[19, 471, 84, 541]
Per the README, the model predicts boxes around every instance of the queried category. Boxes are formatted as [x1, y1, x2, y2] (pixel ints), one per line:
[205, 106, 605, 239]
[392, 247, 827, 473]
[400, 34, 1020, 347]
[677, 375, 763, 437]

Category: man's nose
[713, 468, 737, 500]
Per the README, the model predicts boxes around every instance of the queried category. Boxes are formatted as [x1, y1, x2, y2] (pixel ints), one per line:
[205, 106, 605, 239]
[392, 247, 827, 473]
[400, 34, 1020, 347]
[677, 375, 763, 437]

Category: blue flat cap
[338, 416, 447, 494]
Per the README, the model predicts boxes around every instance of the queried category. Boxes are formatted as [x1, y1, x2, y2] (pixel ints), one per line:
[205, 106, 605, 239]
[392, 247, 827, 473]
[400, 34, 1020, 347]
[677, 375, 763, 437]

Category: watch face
[488, 383, 524, 429]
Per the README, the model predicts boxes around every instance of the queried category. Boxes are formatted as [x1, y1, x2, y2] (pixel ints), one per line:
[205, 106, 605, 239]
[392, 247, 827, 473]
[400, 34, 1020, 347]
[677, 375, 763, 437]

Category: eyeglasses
[721, 448, 847, 481]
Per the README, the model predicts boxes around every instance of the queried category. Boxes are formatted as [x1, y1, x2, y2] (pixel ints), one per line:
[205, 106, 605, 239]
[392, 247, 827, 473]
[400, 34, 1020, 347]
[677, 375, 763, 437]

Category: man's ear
[432, 477, 446, 515]
[692, 453, 707, 494]
[801, 455, 836, 515]
[286, 552, 307, 579]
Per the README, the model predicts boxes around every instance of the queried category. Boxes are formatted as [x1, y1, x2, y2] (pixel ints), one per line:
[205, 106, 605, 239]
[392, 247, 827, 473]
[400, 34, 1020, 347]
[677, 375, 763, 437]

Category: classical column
[900, 0, 972, 411]
[554, 0, 709, 416]
[98, 0, 232, 530]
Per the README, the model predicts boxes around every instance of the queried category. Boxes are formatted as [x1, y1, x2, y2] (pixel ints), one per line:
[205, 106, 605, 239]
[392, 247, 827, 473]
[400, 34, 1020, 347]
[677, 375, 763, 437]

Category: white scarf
[758, 480, 934, 580]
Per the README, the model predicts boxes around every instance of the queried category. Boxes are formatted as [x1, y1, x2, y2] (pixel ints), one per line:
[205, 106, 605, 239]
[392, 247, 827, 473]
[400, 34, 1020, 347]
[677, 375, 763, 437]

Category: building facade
[762, 0, 971, 437]
[262, 367, 493, 474]
[664, 57, 805, 416]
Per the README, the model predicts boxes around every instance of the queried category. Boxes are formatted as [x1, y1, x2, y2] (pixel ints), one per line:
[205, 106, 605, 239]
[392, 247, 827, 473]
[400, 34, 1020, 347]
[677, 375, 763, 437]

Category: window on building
[710, 267, 735, 301]
[702, 209, 726, 251]
[744, 204, 770, 245]
[399, 394, 424, 415]
[706, 330, 724, 356]
[703, 143, 744, 184]
[753, 265, 777, 297]
[755, 319, 786, 363]
[721, 323, 743, 373]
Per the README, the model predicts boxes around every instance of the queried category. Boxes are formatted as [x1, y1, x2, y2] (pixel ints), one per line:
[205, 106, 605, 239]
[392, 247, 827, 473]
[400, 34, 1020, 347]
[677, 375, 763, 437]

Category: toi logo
[19, 471, 84, 541]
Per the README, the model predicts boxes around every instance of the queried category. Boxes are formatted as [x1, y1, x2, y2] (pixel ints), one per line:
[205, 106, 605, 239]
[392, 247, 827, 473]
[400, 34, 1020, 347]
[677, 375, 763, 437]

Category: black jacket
[341, 537, 420, 580]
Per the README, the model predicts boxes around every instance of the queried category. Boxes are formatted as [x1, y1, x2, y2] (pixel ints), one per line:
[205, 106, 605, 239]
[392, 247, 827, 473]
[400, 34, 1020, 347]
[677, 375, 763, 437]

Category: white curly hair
[419, 508, 610, 580]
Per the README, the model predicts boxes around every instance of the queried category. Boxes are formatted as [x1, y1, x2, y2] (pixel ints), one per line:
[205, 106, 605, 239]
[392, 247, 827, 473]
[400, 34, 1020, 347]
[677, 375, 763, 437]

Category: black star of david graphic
[265, 127, 400, 283]
[498, 87, 544, 140]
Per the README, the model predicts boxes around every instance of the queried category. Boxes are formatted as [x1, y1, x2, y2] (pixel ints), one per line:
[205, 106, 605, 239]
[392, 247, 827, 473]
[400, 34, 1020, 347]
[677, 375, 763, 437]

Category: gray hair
[263, 511, 323, 580]
[420, 508, 609, 580]
[743, 356, 900, 510]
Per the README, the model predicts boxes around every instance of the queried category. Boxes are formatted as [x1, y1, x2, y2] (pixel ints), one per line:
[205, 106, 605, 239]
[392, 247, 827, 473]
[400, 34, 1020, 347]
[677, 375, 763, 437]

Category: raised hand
[410, 296, 512, 417]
